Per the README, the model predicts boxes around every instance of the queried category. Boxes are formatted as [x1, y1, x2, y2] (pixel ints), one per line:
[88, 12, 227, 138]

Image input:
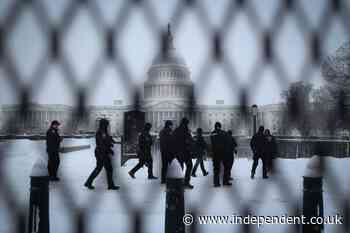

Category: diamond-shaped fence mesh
[0, 0, 350, 233]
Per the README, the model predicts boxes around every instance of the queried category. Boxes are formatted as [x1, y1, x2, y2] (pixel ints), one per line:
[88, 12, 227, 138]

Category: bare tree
[281, 81, 313, 136]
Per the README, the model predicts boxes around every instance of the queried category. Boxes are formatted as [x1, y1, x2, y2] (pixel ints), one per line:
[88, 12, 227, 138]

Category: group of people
[127, 118, 240, 189]
[45, 118, 277, 191]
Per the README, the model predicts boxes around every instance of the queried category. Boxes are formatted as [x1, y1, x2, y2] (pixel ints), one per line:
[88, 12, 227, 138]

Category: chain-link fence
[1, 0, 350, 232]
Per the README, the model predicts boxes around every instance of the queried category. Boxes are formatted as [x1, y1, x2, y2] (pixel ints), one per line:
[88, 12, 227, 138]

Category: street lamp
[251, 104, 258, 135]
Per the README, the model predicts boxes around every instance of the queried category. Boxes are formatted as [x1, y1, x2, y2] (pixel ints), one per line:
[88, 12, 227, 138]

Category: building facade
[0, 104, 73, 134]
[0, 102, 284, 135]
[0, 26, 284, 136]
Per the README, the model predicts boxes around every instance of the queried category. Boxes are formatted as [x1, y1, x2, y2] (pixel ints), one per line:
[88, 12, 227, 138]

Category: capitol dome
[151, 51, 187, 67]
[144, 24, 193, 101]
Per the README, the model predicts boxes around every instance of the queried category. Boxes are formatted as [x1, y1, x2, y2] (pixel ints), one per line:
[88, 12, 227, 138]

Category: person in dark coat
[250, 126, 268, 179]
[159, 120, 173, 184]
[264, 129, 277, 174]
[225, 130, 237, 180]
[171, 118, 194, 189]
[210, 122, 231, 187]
[46, 120, 62, 181]
[128, 123, 158, 179]
[84, 118, 119, 190]
[191, 128, 209, 177]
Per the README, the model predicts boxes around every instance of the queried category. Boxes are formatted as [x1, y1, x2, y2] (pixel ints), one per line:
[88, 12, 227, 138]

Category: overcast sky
[0, 0, 349, 106]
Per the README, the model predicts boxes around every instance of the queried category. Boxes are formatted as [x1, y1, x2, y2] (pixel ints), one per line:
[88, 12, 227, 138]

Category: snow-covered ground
[0, 139, 349, 233]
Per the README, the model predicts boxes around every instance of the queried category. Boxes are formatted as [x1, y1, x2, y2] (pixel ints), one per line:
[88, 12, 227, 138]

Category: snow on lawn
[0, 139, 349, 233]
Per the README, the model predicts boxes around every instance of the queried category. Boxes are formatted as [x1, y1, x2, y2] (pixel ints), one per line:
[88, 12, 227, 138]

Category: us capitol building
[0, 26, 283, 136]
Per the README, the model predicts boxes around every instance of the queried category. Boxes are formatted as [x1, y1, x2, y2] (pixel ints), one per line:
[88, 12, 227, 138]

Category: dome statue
[151, 24, 187, 67]
[144, 24, 193, 101]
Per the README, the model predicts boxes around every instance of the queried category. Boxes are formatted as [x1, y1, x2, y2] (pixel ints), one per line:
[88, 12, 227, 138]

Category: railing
[277, 138, 350, 158]
[122, 136, 350, 163]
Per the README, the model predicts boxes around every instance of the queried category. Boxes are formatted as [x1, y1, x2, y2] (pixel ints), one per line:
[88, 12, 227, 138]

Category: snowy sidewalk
[0, 139, 349, 233]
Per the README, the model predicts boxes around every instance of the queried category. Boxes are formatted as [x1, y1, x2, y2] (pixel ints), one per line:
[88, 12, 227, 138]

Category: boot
[108, 185, 120, 190]
[128, 171, 136, 179]
[148, 175, 158, 179]
[250, 171, 255, 179]
[84, 182, 95, 190]
[184, 183, 194, 189]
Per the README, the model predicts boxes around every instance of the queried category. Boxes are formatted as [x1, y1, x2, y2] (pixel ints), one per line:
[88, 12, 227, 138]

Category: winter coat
[171, 124, 193, 164]
[95, 131, 115, 157]
[137, 131, 153, 161]
[193, 135, 207, 158]
[210, 129, 227, 159]
[250, 132, 267, 157]
[159, 127, 173, 158]
[225, 135, 237, 160]
[46, 127, 61, 154]
[264, 135, 277, 159]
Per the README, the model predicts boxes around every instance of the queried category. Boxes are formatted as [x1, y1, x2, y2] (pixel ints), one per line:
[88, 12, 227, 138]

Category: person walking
[211, 122, 231, 187]
[46, 120, 62, 181]
[172, 118, 194, 189]
[264, 129, 277, 174]
[128, 123, 158, 180]
[159, 120, 173, 184]
[191, 128, 209, 177]
[84, 118, 119, 190]
[250, 126, 268, 179]
[225, 130, 237, 180]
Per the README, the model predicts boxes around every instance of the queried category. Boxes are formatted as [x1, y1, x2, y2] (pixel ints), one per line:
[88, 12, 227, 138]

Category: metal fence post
[28, 153, 51, 233]
[303, 155, 323, 233]
[28, 176, 50, 233]
[165, 160, 185, 233]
